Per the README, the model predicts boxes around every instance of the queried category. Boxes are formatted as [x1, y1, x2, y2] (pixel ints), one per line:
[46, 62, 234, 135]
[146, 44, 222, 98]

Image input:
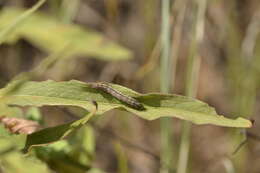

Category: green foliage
[24, 110, 95, 152]
[0, 8, 132, 61]
[33, 126, 104, 173]
[0, 129, 51, 173]
[69, 125, 96, 165]
[25, 107, 43, 123]
[0, 79, 252, 171]
[0, 103, 23, 117]
[0, 80, 252, 128]
[0, 150, 50, 173]
[0, 1, 257, 172]
[0, 0, 46, 45]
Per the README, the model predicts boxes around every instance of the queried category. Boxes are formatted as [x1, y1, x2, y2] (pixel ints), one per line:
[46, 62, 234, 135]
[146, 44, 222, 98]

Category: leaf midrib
[4, 95, 125, 107]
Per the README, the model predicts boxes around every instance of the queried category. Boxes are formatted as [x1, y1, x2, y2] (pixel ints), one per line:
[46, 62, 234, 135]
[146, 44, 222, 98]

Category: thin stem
[160, 0, 171, 92]
[160, 0, 173, 173]
[176, 0, 206, 173]
[170, 0, 188, 87]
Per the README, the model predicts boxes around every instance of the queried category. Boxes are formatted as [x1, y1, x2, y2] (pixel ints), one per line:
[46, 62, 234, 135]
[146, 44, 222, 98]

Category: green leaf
[69, 125, 96, 164]
[0, 135, 50, 173]
[0, 149, 51, 173]
[0, 8, 132, 61]
[0, 0, 46, 45]
[0, 80, 252, 128]
[23, 110, 95, 152]
[35, 140, 98, 173]
[0, 122, 27, 150]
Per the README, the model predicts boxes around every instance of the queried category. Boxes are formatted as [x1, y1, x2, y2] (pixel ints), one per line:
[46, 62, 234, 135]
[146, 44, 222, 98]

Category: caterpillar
[89, 82, 145, 110]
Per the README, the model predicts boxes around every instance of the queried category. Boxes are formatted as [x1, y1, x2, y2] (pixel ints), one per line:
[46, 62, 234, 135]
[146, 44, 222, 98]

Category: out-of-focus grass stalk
[239, 13, 260, 117]
[60, 0, 80, 23]
[0, 0, 46, 45]
[160, 0, 173, 172]
[176, 0, 207, 173]
[170, 0, 188, 84]
[229, 12, 260, 173]
[160, 1, 171, 92]
[114, 142, 129, 173]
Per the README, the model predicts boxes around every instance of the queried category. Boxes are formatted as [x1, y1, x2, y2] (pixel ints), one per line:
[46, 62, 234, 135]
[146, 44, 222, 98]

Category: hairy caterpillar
[89, 82, 145, 110]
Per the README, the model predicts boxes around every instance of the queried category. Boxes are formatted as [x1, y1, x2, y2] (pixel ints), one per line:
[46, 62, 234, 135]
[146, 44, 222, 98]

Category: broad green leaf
[0, 80, 252, 128]
[0, 8, 132, 61]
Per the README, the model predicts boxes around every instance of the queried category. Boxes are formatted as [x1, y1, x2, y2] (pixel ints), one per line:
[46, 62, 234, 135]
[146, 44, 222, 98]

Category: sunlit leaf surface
[0, 80, 252, 128]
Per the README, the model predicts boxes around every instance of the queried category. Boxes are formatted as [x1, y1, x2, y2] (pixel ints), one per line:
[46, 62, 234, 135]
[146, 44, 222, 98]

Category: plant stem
[160, 0, 173, 173]
[170, 0, 188, 85]
[160, 0, 171, 92]
[176, 0, 206, 173]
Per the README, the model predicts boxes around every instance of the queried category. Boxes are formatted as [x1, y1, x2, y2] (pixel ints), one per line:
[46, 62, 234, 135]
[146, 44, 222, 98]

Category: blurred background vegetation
[0, 0, 260, 173]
